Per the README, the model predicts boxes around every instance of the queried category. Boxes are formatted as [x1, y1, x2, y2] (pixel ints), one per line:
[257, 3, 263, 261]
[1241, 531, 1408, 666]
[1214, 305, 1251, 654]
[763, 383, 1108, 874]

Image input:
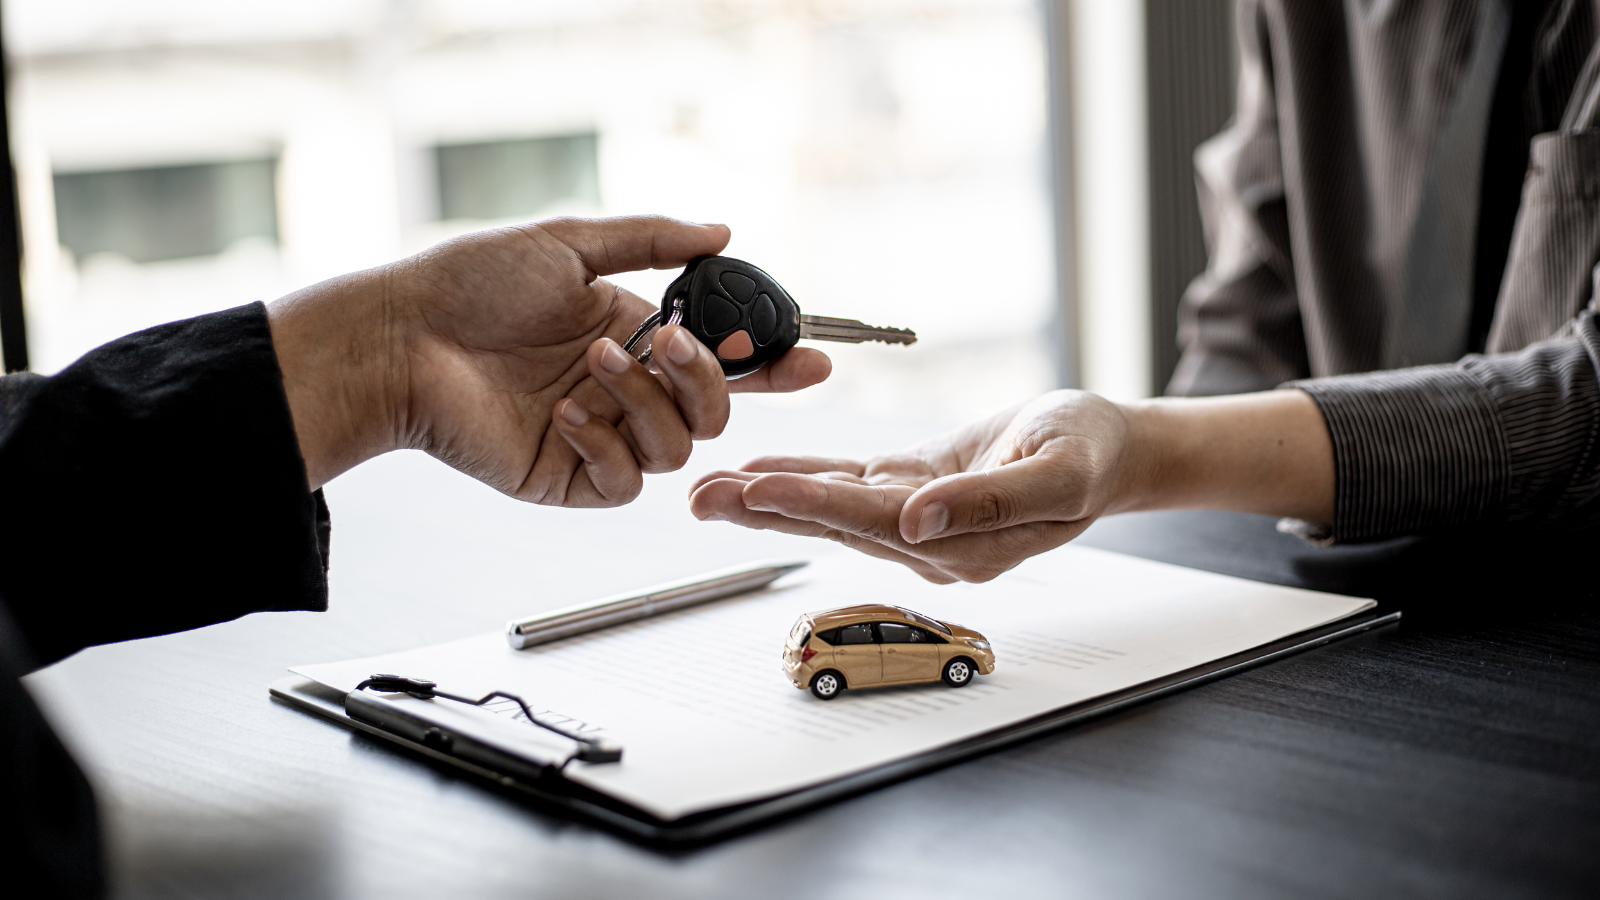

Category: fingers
[650, 325, 732, 440]
[922, 521, 1087, 583]
[741, 456, 868, 476]
[590, 336, 688, 473]
[689, 473, 893, 541]
[681, 394, 1130, 581]
[549, 325, 730, 490]
[687, 464, 1089, 583]
[760, 479, 1084, 582]
[687, 464, 865, 498]
[741, 474, 911, 546]
[727, 348, 833, 394]
[896, 450, 1089, 543]
[689, 475, 829, 533]
[534, 215, 731, 278]
[549, 399, 644, 504]
[689, 467, 759, 496]
[688, 476, 957, 583]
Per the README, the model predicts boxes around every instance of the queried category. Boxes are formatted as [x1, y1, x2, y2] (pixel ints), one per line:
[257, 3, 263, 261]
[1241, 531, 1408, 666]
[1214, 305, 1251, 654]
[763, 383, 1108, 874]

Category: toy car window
[788, 618, 812, 647]
[898, 608, 953, 635]
[837, 624, 875, 645]
[878, 623, 916, 643]
[814, 628, 840, 645]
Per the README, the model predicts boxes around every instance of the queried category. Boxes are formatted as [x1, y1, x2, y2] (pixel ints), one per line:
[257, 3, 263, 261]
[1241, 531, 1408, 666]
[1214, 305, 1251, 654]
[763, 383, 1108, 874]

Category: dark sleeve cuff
[0, 303, 330, 667]
[1288, 313, 1600, 542]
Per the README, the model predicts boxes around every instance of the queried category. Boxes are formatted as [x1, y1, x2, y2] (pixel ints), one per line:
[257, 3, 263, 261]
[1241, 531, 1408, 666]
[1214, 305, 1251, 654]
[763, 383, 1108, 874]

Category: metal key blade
[798, 314, 917, 345]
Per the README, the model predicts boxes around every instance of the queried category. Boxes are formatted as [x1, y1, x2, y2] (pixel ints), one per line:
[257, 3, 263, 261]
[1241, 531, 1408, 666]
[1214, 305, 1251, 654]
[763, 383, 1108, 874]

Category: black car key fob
[621, 255, 916, 376]
[660, 256, 801, 376]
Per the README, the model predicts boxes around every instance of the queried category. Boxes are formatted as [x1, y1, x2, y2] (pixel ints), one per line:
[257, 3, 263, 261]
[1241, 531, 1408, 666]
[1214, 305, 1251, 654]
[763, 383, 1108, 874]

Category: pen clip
[354, 674, 437, 696]
[352, 674, 622, 765]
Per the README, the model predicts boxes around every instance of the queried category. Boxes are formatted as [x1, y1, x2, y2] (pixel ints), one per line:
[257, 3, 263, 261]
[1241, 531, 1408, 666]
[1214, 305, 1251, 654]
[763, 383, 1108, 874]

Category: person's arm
[1293, 312, 1600, 541]
[0, 215, 830, 665]
[688, 388, 1330, 583]
[689, 314, 1600, 583]
[0, 305, 332, 665]
[1120, 389, 1332, 522]
[271, 216, 828, 503]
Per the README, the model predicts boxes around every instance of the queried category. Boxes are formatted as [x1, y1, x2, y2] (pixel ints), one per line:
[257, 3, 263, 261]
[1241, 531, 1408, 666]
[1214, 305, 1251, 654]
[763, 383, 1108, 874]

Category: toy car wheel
[810, 670, 845, 700]
[942, 657, 975, 687]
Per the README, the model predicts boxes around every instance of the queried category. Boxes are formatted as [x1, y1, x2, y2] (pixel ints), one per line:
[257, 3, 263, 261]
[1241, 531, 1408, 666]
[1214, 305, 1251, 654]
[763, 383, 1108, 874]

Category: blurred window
[435, 134, 599, 222]
[53, 159, 278, 264]
[14, 1, 1054, 407]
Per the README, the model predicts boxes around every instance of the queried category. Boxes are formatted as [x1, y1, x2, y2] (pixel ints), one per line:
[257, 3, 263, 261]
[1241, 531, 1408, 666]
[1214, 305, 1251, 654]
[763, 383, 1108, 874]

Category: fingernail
[600, 341, 633, 374]
[745, 500, 778, 512]
[664, 328, 698, 366]
[914, 503, 949, 543]
[557, 400, 590, 427]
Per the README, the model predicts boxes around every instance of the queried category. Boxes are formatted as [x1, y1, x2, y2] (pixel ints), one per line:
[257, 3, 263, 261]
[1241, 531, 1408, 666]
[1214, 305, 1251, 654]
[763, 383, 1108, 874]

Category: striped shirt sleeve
[1289, 310, 1600, 542]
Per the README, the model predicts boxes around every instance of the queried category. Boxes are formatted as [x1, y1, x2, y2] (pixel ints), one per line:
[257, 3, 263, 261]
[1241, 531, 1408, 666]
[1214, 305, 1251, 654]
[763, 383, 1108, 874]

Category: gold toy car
[783, 604, 995, 700]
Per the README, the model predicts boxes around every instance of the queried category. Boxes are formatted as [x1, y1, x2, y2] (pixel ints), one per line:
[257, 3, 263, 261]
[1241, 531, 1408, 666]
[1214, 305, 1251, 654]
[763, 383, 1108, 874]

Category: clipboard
[269, 607, 1399, 845]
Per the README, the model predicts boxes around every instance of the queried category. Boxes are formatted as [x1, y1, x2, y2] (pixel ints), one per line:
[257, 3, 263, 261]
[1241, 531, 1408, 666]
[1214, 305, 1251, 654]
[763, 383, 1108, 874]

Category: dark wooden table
[27, 406, 1600, 899]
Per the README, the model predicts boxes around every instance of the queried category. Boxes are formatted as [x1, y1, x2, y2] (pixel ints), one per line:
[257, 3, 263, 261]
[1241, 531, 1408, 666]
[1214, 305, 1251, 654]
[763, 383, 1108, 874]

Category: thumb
[898, 451, 1089, 544]
[533, 215, 731, 277]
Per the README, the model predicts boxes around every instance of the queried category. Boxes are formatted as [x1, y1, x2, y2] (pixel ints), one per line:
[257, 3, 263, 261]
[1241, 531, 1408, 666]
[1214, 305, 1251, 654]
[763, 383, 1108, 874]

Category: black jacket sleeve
[0, 301, 330, 668]
[0, 302, 332, 900]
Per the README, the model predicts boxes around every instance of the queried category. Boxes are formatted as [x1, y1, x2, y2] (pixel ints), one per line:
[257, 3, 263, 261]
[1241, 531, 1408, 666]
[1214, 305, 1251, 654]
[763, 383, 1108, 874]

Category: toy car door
[830, 623, 882, 685]
[878, 622, 941, 683]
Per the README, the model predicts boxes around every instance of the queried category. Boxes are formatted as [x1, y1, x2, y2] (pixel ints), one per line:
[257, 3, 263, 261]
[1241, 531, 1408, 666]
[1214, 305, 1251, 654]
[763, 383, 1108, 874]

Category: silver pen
[505, 560, 809, 650]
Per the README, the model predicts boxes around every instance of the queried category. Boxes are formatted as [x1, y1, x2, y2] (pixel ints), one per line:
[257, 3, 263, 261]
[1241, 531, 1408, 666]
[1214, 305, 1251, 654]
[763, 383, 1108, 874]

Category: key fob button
[751, 294, 778, 344]
[701, 293, 741, 335]
[715, 331, 755, 361]
[719, 271, 758, 304]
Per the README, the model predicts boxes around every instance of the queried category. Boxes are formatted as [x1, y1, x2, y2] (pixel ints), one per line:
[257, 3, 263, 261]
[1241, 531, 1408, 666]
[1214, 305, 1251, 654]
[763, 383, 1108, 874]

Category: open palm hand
[687, 391, 1134, 582]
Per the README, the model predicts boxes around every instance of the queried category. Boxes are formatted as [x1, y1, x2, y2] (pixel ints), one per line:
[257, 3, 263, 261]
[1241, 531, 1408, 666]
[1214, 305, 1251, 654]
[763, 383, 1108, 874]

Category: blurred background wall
[0, 0, 1235, 420]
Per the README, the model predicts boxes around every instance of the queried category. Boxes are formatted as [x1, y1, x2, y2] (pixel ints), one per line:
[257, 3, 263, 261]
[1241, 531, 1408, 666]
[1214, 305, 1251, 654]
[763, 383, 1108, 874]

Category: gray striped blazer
[1169, 0, 1600, 541]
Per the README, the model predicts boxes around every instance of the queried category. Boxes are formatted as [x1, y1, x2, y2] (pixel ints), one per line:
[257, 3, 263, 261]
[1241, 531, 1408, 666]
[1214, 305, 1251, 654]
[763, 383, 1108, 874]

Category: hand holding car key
[623, 256, 915, 376]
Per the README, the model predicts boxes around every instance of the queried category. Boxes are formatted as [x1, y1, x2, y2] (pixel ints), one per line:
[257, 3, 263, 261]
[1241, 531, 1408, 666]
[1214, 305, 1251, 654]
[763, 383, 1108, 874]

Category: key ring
[620, 302, 684, 366]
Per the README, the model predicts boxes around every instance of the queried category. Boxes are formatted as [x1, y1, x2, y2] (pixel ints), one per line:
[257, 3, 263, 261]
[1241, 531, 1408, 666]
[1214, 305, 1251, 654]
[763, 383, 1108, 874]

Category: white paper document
[292, 547, 1374, 821]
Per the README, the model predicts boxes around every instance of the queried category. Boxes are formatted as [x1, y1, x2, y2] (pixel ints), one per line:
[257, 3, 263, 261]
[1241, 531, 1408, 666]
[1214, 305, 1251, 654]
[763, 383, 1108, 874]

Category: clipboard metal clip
[349, 674, 623, 765]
